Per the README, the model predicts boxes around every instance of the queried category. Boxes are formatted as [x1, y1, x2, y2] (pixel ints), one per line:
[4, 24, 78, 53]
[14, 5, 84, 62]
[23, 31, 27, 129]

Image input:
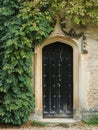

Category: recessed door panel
[42, 42, 73, 118]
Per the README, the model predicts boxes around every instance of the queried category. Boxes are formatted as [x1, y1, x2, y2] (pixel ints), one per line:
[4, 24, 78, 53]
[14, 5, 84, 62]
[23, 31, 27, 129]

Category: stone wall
[85, 27, 98, 108]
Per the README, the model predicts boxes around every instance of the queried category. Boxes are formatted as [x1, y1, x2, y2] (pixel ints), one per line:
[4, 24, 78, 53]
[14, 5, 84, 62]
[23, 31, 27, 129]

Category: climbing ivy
[0, 0, 53, 125]
[48, 0, 98, 25]
[0, 0, 98, 125]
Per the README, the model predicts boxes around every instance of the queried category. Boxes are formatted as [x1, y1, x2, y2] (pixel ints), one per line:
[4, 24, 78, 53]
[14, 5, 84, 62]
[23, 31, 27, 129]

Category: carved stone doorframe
[34, 35, 80, 119]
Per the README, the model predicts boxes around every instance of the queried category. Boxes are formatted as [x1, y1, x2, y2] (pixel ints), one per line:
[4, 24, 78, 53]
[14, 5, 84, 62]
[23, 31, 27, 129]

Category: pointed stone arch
[33, 19, 81, 121]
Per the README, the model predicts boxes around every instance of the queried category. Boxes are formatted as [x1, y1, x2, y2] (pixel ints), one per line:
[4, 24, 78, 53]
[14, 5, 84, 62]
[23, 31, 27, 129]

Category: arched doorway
[42, 42, 73, 118]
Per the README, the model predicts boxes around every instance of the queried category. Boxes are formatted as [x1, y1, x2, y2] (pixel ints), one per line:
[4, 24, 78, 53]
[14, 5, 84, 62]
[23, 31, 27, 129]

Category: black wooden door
[42, 42, 73, 118]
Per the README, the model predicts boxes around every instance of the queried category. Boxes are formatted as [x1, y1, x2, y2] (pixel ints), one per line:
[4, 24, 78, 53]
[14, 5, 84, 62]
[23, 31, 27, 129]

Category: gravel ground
[0, 122, 98, 130]
[1, 126, 98, 130]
